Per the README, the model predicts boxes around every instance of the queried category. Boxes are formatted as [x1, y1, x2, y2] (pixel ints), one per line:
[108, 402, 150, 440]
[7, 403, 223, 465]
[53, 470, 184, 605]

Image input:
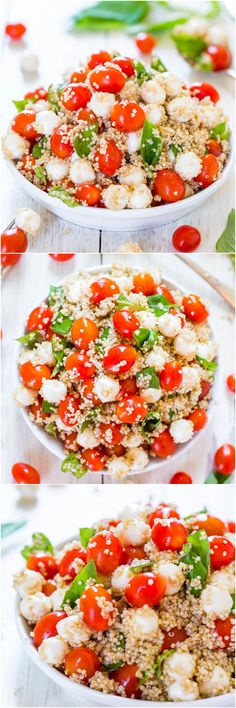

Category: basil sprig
[48, 186, 79, 207]
[134, 328, 158, 352]
[130, 559, 154, 574]
[181, 530, 210, 597]
[74, 124, 98, 158]
[21, 532, 54, 560]
[61, 453, 88, 479]
[115, 293, 146, 312]
[12, 97, 36, 112]
[35, 166, 47, 185]
[61, 560, 97, 608]
[17, 329, 41, 349]
[51, 335, 70, 376]
[81, 407, 101, 433]
[51, 311, 74, 336]
[45, 421, 57, 437]
[147, 293, 176, 317]
[41, 400, 55, 413]
[132, 59, 153, 85]
[141, 120, 162, 167]
[80, 527, 95, 547]
[141, 410, 160, 435]
[32, 136, 48, 158]
[136, 366, 159, 389]
[95, 326, 110, 352]
[196, 356, 217, 372]
[48, 284, 64, 308]
[151, 55, 167, 72]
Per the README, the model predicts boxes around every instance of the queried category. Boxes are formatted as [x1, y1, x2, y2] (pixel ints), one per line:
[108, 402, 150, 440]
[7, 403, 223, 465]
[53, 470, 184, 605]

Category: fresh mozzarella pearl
[157, 562, 185, 595]
[51, 588, 66, 611]
[161, 72, 183, 98]
[181, 366, 200, 392]
[125, 447, 149, 471]
[66, 279, 87, 304]
[164, 651, 196, 679]
[77, 428, 100, 449]
[140, 387, 162, 404]
[198, 666, 230, 697]
[34, 110, 60, 136]
[33, 100, 49, 113]
[115, 518, 149, 546]
[89, 92, 115, 117]
[38, 636, 69, 667]
[196, 341, 217, 362]
[145, 104, 165, 124]
[197, 102, 222, 129]
[20, 53, 39, 74]
[146, 346, 168, 371]
[14, 384, 38, 407]
[175, 152, 202, 180]
[20, 592, 52, 623]
[126, 131, 142, 154]
[128, 184, 152, 209]
[15, 208, 41, 234]
[124, 431, 143, 448]
[40, 379, 67, 404]
[158, 313, 182, 337]
[200, 585, 233, 619]
[132, 606, 159, 636]
[174, 329, 197, 358]
[141, 79, 166, 105]
[57, 614, 91, 647]
[167, 96, 196, 123]
[205, 26, 228, 46]
[168, 679, 199, 701]
[209, 570, 235, 594]
[170, 419, 194, 444]
[111, 565, 133, 593]
[136, 310, 157, 329]
[69, 158, 95, 184]
[106, 458, 130, 479]
[94, 375, 120, 403]
[119, 165, 145, 187]
[46, 158, 69, 181]
[3, 131, 29, 159]
[102, 185, 130, 211]
[35, 342, 56, 367]
[18, 349, 35, 366]
[13, 569, 43, 598]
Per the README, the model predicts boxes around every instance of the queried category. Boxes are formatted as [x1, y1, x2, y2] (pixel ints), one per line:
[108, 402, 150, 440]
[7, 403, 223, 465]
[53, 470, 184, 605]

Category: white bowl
[7, 146, 234, 230]
[16, 535, 234, 707]
[15, 264, 221, 478]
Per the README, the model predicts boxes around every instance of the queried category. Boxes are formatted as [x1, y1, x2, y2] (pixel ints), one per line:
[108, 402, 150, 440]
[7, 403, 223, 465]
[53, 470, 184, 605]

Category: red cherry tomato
[206, 45, 231, 71]
[113, 57, 135, 77]
[169, 471, 192, 484]
[227, 521, 235, 533]
[227, 375, 235, 393]
[64, 430, 79, 452]
[25, 87, 48, 101]
[205, 139, 222, 157]
[30, 396, 49, 422]
[104, 345, 137, 374]
[51, 124, 73, 158]
[209, 535, 235, 569]
[95, 139, 123, 176]
[187, 408, 208, 432]
[33, 611, 67, 648]
[112, 664, 140, 698]
[154, 283, 175, 304]
[42, 580, 57, 596]
[59, 547, 87, 578]
[27, 554, 58, 579]
[214, 615, 235, 649]
[214, 444, 235, 475]
[87, 531, 122, 574]
[113, 310, 139, 339]
[116, 396, 148, 424]
[160, 362, 183, 392]
[58, 394, 80, 427]
[71, 317, 99, 351]
[118, 377, 137, 398]
[77, 108, 97, 125]
[90, 277, 120, 303]
[87, 51, 112, 69]
[89, 66, 126, 93]
[1, 227, 28, 267]
[61, 83, 91, 111]
[132, 272, 156, 295]
[189, 82, 220, 103]
[151, 430, 177, 458]
[11, 462, 40, 484]
[161, 627, 188, 652]
[80, 585, 116, 631]
[81, 447, 106, 472]
[49, 253, 75, 261]
[172, 225, 201, 253]
[125, 572, 166, 607]
[75, 183, 101, 206]
[195, 154, 219, 188]
[65, 352, 95, 379]
[122, 546, 147, 564]
[20, 361, 51, 390]
[153, 169, 185, 203]
[199, 379, 212, 401]
[148, 506, 180, 527]
[80, 378, 101, 405]
[110, 102, 145, 132]
[27, 305, 53, 332]
[5, 23, 26, 40]
[193, 515, 226, 537]
[182, 294, 208, 324]
[12, 110, 38, 140]
[135, 33, 156, 54]
[100, 422, 123, 446]
[152, 519, 187, 551]
[70, 68, 88, 83]
[65, 647, 100, 682]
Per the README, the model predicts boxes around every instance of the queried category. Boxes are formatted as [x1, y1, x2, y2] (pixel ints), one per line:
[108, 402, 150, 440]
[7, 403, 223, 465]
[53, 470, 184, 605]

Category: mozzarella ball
[35, 341, 55, 367]
[175, 151, 202, 180]
[209, 569, 235, 594]
[34, 110, 60, 136]
[200, 585, 233, 619]
[146, 346, 168, 371]
[51, 588, 66, 611]
[125, 447, 149, 471]
[20, 592, 52, 624]
[40, 379, 67, 404]
[199, 666, 230, 697]
[205, 26, 228, 46]
[128, 184, 152, 209]
[57, 614, 91, 647]
[119, 165, 145, 187]
[66, 279, 87, 304]
[174, 329, 197, 358]
[69, 158, 95, 184]
[46, 158, 69, 181]
[13, 568, 43, 598]
[158, 313, 182, 338]
[106, 457, 129, 479]
[136, 310, 157, 329]
[140, 387, 162, 403]
[89, 92, 115, 117]
[141, 79, 166, 105]
[3, 131, 29, 159]
[181, 366, 200, 392]
[111, 565, 133, 593]
[170, 419, 194, 444]
[33, 100, 49, 113]
[124, 431, 143, 448]
[167, 96, 196, 123]
[157, 562, 185, 595]
[38, 636, 69, 667]
[115, 518, 149, 546]
[126, 130, 142, 154]
[132, 606, 159, 637]
[197, 102, 222, 129]
[145, 104, 165, 124]
[15, 207, 41, 234]
[164, 651, 196, 680]
[161, 72, 183, 98]
[196, 341, 217, 362]
[14, 384, 38, 407]
[168, 678, 199, 702]
[102, 185, 130, 210]
[20, 53, 39, 74]
[94, 375, 120, 403]
[77, 428, 100, 449]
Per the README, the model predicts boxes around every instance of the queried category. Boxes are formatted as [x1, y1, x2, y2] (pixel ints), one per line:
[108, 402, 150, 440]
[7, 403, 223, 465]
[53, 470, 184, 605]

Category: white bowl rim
[15, 264, 221, 477]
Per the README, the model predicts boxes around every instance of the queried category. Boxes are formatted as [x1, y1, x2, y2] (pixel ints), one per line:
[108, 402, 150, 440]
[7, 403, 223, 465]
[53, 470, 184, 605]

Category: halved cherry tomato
[133, 272, 156, 295]
[87, 531, 122, 574]
[160, 362, 183, 392]
[113, 57, 135, 77]
[154, 283, 175, 304]
[209, 535, 235, 569]
[61, 83, 91, 111]
[110, 102, 145, 132]
[58, 394, 80, 426]
[227, 521, 235, 533]
[65, 647, 100, 681]
[51, 124, 73, 158]
[116, 396, 148, 424]
[100, 422, 123, 446]
[27, 304, 53, 331]
[49, 253, 75, 261]
[182, 294, 208, 323]
[153, 169, 185, 203]
[206, 45, 231, 71]
[122, 546, 147, 564]
[5, 23, 26, 40]
[113, 310, 139, 338]
[90, 277, 120, 303]
[12, 110, 38, 140]
[135, 33, 156, 54]
[118, 377, 137, 398]
[214, 615, 235, 649]
[214, 444, 235, 475]
[188, 408, 208, 431]
[87, 51, 112, 69]
[112, 664, 140, 698]
[75, 183, 101, 206]
[190, 82, 220, 103]
[169, 471, 192, 484]
[195, 154, 219, 188]
[71, 317, 99, 351]
[1, 227, 28, 267]
[33, 611, 67, 647]
[82, 447, 106, 471]
[80, 378, 101, 405]
[42, 580, 57, 596]
[95, 139, 123, 176]
[151, 430, 177, 458]
[104, 345, 137, 374]
[80, 585, 116, 630]
[199, 379, 212, 400]
[30, 396, 49, 422]
[172, 225, 201, 253]
[206, 139, 222, 157]
[19, 154, 36, 173]
[59, 547, 87, 578]
[20, 362, 51, 390]
[148, 506, 180, 527]
[161, 627, 188, 652]
[70, 68, 88, 83]
[151, 519, 187, 551]
[192, 515, 226, 537]
[64, 430, 79, 452]
[65, 352, 95, 379]
[25, 87, 48, 101]
[105, 443, 126, 458]
[27, 554, 58, 579]
[77, 107, 97, 125]
[125, 572, 166, 607]
[89, 66, 126, 93]
[11, 462, 40, 484]
[227, 375, 235, 393]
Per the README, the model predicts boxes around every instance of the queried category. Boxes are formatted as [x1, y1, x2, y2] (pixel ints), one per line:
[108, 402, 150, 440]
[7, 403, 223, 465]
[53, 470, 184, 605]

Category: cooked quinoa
[14, 504, 235, 701]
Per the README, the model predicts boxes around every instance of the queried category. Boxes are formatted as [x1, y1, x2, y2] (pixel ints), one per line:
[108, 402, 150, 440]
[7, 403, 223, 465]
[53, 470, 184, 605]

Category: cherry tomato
[209, 535, 235, 569]
[61, 83, 91, 111]
[187, 408, 208, 432]
[227, 375, 235, 393]
[199, 379, 212, 400]
[30, 396, 49, 422]
[112, 664, 140, 698]
[51, 125, 73, 158]
[113, 310, 139, 339]
[25, 87, 48, 101]
[189, 82, 220, 103]
[206, 139, 222, 157]
[59, 547, 87, 578]
[87, 51, 112, 69]
[82, 447, 107, 472]
[154, 283, 175, 303]
[71, 317, 99, 351]
[5, 23, 26, 40]
[151, 430, 177, 458]
[65, 647, 100, 682]
[132, 272, 156, 295]
[89, 66, 126, 93]
[20, 361, 51, 390]
[87, 531, 122, 574]
[64, 430, 79, 452]
[90, 277, 120, 303]
[182, 294, 208, 323]
[11, 462, 40, 484]
[110, 102, 145, 132]
[214, 615, 235, 649]
[195, 154, 219, 188]
[153, 169, 185, 203]
[125, 572, 166, 608]
[116, 396, 148, 424]
[80, 378, 101, 405]
[19, 154, 36, 173]
[77, 107, 97, 125]
[227, 521, 235, 533]
[95, 139, 123, 176]
[65, 352, 95, 379]
[161, 627, 188, 652]
[1, 227, 28, 267]
[105, 443, 126, 458]
[118, 377, 137, 398]
[12, 110, 38, 140]
[159, 362, 183, 392]
[49, 253, 75, 261]
[152, 519, 187, 551]
[192, 515, 226, 537]
[100, 422, 123, 446]
[169, 471, 192, 484]
[80, 585, 116, 630]
[70, 69, 88, 83]
[135, 33, 156, 54]
[172, 225, 201, 253]
[206, 45, 231, 71]
[214, 444, 235, 475]
[27, 304, 53, 332]
[33, 611, 66, 648]
[42, 580, 57, 596]
[148, 506, 180, 527]
[75, 183, 101, 206]
[27, 554, 58, 579]
[58, 394, 80, 426]
[122, 546, 147, 564]
[113, 57, 135, 77]
[104, 345, 137, 374]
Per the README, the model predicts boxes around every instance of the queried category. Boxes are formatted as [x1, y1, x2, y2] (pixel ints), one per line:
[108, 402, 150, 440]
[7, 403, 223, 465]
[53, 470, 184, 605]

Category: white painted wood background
[1, 0, 235, 253]
[2, 252, 235, 484]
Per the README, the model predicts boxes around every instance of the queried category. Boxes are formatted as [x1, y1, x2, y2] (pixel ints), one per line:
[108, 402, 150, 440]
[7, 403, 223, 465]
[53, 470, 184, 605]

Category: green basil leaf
[231, 594, 235, 613]
[1, 521, 26, 538]
[12, 97, 36, 112]
[215, 209, 235, 265]
[151, 55, 167, 72]
[48, 284, 64, 308]
[181, 530, 210, 597]
[115, 294, 146, 312]
[130, 560, 154, 574]
[195, 54, 213, 72]
[51, 311, 74, 336]
[141, 120, 162, 167]
[136, 367, 159, 389]
[45, 421, 57, 437]
[41, 400, 55, 413]
[95, 326, 110, 351]
[172, 33, 206, 59]
[61, 560, 97, 608]
[61, 453, 88, 479]
[48, 186, 78, 207]
[21, 532, 54, 560]
[210, 121, 230, 141]
[72, 1, 150, 29]
[147, 293, 175, 316]
[196, 356, 217, 372]
[47, 83, 61, 112]
[134, 328, 159, 351]
[32, 136, 48, 158]
[141, 410, 160, 435]
[169, 143, 182, 158]
[169, 408, 175, 421]
[35, 166, 47, 185]
[79, 527, 95, 547]
[74, 124, 98, 158]
[205, 1, 221, 19]
[118, 634, 125, 648]
[154, 650, 175, 679]
[17, 329, 41, 349]
[81, 407, 101, 433]
[103, 661, 124, 671]
[132, 59, 153, 84]
[51, 335, 69, 376]
[128, 18, 189, 36]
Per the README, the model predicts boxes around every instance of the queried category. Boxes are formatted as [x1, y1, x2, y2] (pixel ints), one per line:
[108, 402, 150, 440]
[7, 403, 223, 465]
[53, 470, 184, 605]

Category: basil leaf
[61, 560, 97, 608]
[12, 97, 36, 112]
[141, 120, 162, 167]
[196, 356, 217, 372]
[147, 294, 174, 316]
[17, 329, 40, 349]
[51, 335, 69, 376]
[48, 284, 64, 307]
[115, 294, 146, 312]
[231, 594, 235, 613]
[74, 124, 98, 158]
[172, 33, 206, 59]
[51, 311, 74, 336]
[128, 18, 189, 36]
[169, 143, 182, 158]
[136, 367, 159, 389]
[80, 527, 95, 547]
[134, 328, 158, 352]
[205, 1, 221, 19]
[41, 400, 55, 413]
[154, 650, 175, 679]
[47, 83, 61, 112]
[72, 1, 150, 29]
[81, 407, 101, 433]
[132, 59, 153, 84]
[32, 136, 48, 158]
[141, 410, 160, 435]
[181, 530, 210, 597]
[35, 166, 47, 185]
[1, 521, 26, 538]
[45, 421, 57, 437]
[21, 532, 54, 560]
[169, 408, 175, 421]
[130, 560, 154, 574]
[95, 326, 110, 351]
[118, 634, 125, 648]
[151, 55, 167, 72]
[48, 186, 78, 207]
[195, 55, 213, 72]
[216, 209, 235, 266]
[61, 453, 88, 479]
[103, 661, 124, 672]
[210, 121, 230, 141]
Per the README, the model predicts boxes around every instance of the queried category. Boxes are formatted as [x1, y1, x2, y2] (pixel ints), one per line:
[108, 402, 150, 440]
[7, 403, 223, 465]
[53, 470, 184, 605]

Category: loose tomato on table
[87, 51, 112, 69]
[148, 506, 180, 527]
[116, 395, 148, 424]
[214, 615, 235, 649]
[65, 647, 100, 681]
[153, 169, 185, 203]
[189, 82, 220, 103]
[122, 546, 147, 564]
[227, 375, 235, 393]
[169, 471, 192, 484]
[172, 225, 201, 253]
[113, 57, 135, 77]
[112, 664, 140, 698]
[135, 33, 156, 53]
[61, 83, 91, 111]
[125, 572, 166, 607]
[182, 294, 208, 324]
[27, 554, 58, 579]
[20, 361, 51, 390]
[58, 394, 81, 427]
[192, 515, 226, 536]
[110, 102, 145, 132]
[206, 45, 231, 71]
[81, 446, 107, 472]
[12, 110, 38, 140]
[195, 154, 219, 188]
[11, 462, 40, 484]
[5, 23, 26, 40]
[59, 547, 87, 578]
[80, 585, 116, 630]
[33, 611, 67, 647]
[113, 310, 139, 339]
[71, 317, 99, 351]
[104, 345, 137, 374]
[49, 253, 75, 261]
[90, 277, 120, 303]
[65, 352, 95, 379]
[209, 535, 235, 569]
[95, 139, 123, 176]
[89, 66, 126, 93]
[187, 408, 208, 431]
[161, 627, 188, 651]
[51, 125, 73, 158]
[151, 430, 176, 458]
[1, 227, 28, 267]
[100, 422, 123, 446]
[214, 444, 235, 475]
[75, 183, 101, 206]
[132, 272, 156, 295]
[205, 139, 222, 157]
[27, 304, 53, 331]
[151, 519, 187, 551]
[159, 362, 183, 392]
[87, 531, 122, 574]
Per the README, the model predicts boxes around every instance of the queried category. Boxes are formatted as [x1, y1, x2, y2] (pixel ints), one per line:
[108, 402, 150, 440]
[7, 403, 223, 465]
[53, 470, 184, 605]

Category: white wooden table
[1, 1, 235, 253]
[2, 252, 235, 484]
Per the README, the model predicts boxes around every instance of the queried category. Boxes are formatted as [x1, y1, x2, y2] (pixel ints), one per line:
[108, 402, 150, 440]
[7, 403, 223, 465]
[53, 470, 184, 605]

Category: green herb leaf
[51, 335, 69, 376]
[45, 421, 57, 437]
[35, 166, 47, 185]
[12, 97, 36, 112]
[147, 293, 175, 316]
[41, 400, 55, 413]
[103, 661, 124, 671]
[51, 311, 74, 336]
[130, 560, 154, 574]
[141, 120, 162, 167]
[151, 55, 167, 72]
[136, 367, 159, 389]
[141, 410, 160, 435]
[95, 326, 110, 352]
[72, 1, 150, 30]
[169, 143, 182, 158]
[115, 293, 146, 312]
[132, 59, 153, 84]
[74, 124, 98, 158]
[118, 634, 125, 648]
[48, 284, 64, 308]
[32, 136, 48, 158]
[231, 594, 235, 613]
[210, 121, 230, 141]
[181, 530, 210, 597]
[216, 209, 235, 264]
[81, 407, 101, 433]
[196, 356, 217, 372]
[205, 1, 221, 19]
[154, 650, 175, 680]
[17, 329, 40, 349]
[61, 453, 88, 479]
[21, 532, 54, 560]
[134, 328, 159, 352]
[172, 33, 206, 59]
[47, 83, 61, 112]
[80, 527, 95, 547]
[195, 54, 213, 72]
[62, 560, 97, 608]
[128, 18, 189, 36]
[48, 186, 78, 207]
